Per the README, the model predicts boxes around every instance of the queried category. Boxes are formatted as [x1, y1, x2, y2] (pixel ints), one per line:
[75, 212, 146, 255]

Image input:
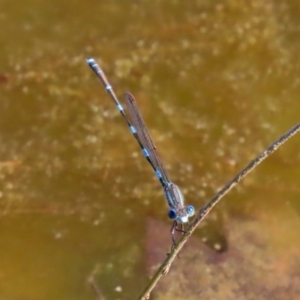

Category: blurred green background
[1, 0, 300, 299]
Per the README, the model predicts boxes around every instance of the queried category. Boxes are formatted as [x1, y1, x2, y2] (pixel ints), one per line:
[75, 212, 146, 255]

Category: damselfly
[86, 58, 195, 244]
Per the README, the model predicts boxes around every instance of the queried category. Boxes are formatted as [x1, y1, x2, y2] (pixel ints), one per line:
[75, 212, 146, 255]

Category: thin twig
[87, 264, 106, 300]
[87, 275, 106, 300]
[137, 122, 300, 300]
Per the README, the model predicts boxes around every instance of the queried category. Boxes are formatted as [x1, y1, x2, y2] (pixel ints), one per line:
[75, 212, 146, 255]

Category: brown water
[1, 1, 300, 299]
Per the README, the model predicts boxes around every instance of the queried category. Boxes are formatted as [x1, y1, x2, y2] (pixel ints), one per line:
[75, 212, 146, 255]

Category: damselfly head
[165, 183, 195, 223]
[168, 205, 195, 223]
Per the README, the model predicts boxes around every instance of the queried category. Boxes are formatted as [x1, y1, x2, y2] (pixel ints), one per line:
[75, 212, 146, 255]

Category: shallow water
[1, 0, 300, 299]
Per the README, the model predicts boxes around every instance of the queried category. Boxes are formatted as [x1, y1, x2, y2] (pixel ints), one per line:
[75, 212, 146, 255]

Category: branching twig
[137, 122, 300, 300]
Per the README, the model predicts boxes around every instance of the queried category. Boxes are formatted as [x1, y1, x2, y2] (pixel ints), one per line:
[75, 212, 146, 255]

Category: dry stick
[138, 122, 300, 300]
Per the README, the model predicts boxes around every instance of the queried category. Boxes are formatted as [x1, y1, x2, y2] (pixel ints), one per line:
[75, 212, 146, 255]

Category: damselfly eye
[168, 209, 177, 220]
[187, 205, 195, 217]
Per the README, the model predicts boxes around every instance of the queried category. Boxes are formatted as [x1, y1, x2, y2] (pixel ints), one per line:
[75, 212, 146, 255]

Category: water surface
[1, 1, 300, 299]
